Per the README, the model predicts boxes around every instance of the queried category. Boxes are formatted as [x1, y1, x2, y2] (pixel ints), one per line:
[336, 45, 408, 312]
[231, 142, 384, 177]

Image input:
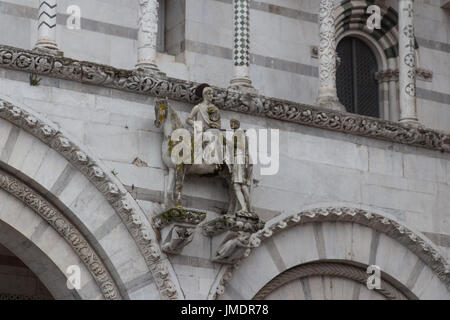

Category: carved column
[398, 0, 419, 126]
[229, 0, 257, 93]
[375, 69, 400, 121]
[35, 0, 61, 55]
[316, 0, 345, 112]
[136, 0, 162, 74]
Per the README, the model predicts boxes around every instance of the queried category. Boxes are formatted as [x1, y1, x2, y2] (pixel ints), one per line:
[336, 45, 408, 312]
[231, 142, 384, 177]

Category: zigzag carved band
[39, 11, 57, 20]
[38, 21, 56, 29]
[39, 1, 57, 10]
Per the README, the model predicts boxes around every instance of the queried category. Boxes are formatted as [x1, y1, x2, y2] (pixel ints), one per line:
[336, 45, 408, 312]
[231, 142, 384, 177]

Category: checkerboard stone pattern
[233, 0, 250, 67]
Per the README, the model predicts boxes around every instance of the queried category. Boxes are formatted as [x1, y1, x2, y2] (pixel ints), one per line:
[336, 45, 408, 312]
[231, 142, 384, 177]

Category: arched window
[336, 37, 380, 118]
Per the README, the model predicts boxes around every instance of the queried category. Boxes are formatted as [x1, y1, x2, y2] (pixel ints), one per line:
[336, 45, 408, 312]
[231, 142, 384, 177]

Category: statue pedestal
[153, 207, 206, 255]
[201, 213, 264, 264]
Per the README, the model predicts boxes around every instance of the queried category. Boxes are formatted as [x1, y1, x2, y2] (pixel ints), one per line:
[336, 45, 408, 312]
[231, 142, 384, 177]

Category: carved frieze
[0, 45, 448, 154]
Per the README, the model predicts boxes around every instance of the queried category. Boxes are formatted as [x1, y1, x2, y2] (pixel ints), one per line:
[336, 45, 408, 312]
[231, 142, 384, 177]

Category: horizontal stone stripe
[185, 40, 318, 78]
[1, 0, 450, 57]
[417, 37, 450, 54]
[124, 273, 155, 294]
[417, 88, 450, 105]
[423, 232, 450, 248]
[1, 63, 448, 110]
[169, 255, 216, 269]
[0, 0, 137, 39]
[1, 46, 449, 156]
[213, 0, 317, 23]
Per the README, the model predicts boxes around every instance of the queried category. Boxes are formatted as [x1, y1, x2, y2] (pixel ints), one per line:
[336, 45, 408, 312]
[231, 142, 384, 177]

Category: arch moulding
[208, 207, 450, 300]
[0, 97, 183, 300]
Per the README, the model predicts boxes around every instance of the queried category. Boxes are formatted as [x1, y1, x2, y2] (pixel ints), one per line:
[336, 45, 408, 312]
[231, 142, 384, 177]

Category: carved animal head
[154, 98, 168, 128]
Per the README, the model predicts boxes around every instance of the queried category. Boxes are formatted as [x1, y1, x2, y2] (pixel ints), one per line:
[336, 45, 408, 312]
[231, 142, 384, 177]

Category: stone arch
[334, 1, 403, 122]
[0, 96, 183, 299]
[0, 189, 97, 299]
[254, 261, 414, 300]
[213, 207, 449, 300]
[335, 1, 401, 60]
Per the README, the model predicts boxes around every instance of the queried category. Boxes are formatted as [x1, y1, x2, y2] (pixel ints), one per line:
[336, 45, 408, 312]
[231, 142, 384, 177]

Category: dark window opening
[336, 37, 380, 118]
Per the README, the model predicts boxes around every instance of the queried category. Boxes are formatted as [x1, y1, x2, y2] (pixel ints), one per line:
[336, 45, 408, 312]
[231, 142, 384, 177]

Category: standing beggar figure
[186, 83, 222, 131]
[227, 119, 253, 215]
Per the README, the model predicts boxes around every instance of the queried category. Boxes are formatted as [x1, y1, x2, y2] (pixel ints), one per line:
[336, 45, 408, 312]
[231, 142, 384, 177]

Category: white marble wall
[0, 0, 448, 130]
[0, 70, 448, 270]
[0, 0, 449, 299]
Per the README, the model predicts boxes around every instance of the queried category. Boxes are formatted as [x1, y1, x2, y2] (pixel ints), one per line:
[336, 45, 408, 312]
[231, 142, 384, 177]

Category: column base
[33, 46, 64, 57]
[229, 78, 258, 94]
[316, 95, 346, 112]
[399, 118, 421, 129]
[134, 63, 166, 78]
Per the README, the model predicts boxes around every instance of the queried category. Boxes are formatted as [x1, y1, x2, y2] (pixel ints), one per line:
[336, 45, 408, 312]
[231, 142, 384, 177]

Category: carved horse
[154, 98, 232, 209]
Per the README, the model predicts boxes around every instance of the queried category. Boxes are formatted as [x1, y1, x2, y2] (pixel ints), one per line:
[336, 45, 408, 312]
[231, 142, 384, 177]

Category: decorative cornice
[0, 98, 182, 300]
[0, 45, 449, 154]
[210, 207, 450, 300]
[0, 170, 122, 300]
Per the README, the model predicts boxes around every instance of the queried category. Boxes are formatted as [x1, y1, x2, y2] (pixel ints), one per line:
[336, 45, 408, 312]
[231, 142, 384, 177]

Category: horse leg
[174, 165, 186, 207]
[165, 167, 176, 207]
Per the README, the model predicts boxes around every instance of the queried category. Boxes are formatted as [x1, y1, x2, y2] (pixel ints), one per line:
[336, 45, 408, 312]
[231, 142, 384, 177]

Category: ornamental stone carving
[153, 207, 206, 255]
[0, 98, 182, 300]
[398, 0, 419, 126]
[213, 231, 261, 264]
[136, 0, 161, 74]
[0, 45, 449, 154]
[209, 207, 450, 299]
[161, 226, 195, 254]
[0, 170, 121, 300]
[317, 0, 345, 111]
[254, 262, 409, 300]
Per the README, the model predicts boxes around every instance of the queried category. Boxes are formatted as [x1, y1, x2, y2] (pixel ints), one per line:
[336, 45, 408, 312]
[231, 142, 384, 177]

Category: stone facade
[0, 0, 449, 300]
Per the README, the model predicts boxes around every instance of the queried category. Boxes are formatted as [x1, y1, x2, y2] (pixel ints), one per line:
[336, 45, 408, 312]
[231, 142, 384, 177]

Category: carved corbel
[212, 231, 261, 264]
[153, 207, 206, 255]
[161, 225, 195, 254]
